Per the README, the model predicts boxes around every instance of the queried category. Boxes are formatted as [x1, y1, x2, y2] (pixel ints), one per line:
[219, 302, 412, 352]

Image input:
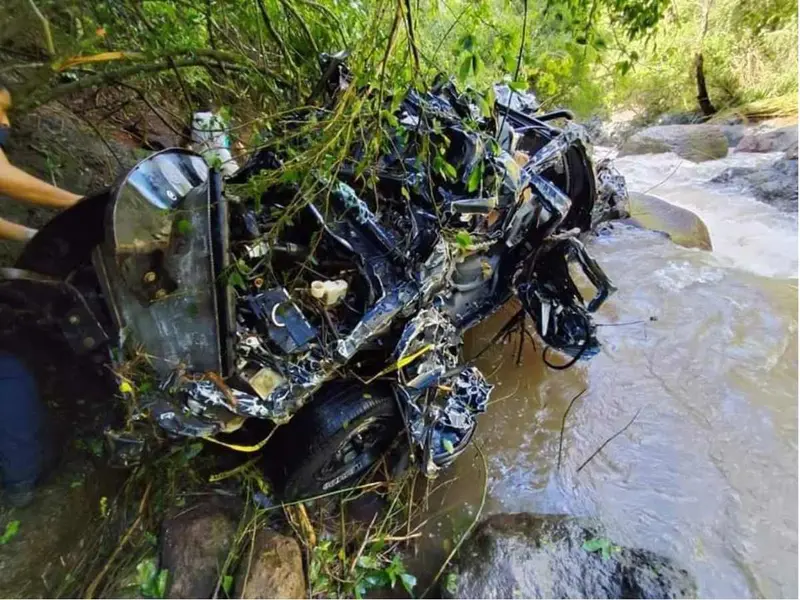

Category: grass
[44, 426, 489, 600]
[711, 93, 798, 123]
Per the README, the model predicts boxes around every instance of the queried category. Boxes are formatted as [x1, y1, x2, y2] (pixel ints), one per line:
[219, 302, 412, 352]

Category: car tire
[272, 383, 402, 501]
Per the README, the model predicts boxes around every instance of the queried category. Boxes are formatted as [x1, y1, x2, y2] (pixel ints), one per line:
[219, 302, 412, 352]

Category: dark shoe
[4, 480, 35, 508]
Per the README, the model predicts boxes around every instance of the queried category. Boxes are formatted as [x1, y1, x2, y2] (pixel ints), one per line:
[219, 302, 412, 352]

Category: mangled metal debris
[5, 59, 630, 498]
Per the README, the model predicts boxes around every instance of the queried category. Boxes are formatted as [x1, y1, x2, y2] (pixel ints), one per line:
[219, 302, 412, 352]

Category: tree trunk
[695, 0, 716, 116]
[695, 52, 717, 116]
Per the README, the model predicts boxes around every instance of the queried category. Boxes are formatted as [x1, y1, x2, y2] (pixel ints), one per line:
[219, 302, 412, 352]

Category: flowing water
[415, 149, 798, 598]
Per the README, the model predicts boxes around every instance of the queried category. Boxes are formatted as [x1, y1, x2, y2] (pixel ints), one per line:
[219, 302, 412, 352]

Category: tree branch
[25, 0, 55, 57]
[576, 407, 643, 473]
[24, 57, 247, 110]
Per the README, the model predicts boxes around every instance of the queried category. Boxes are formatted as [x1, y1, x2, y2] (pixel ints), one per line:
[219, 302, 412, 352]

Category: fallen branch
[116, 82, 186, 139]
[25, 57, 247, 110]
[557, 388, 587, 471]
[576, 407, 643, 473]
[25, 0, 55, 57]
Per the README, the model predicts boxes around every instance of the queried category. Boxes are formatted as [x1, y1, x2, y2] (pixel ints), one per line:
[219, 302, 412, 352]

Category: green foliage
[605, 0, 798, 117]
[136, 557, 169, 598]
[455, 230, 473, 249]
[582, 537, 621, 560]
[2, 0, 794, 128]
[445, 572, 459, 595]
[309, 538, 416, 598]
[222, 574, 234, 596]
[0, 520, 20, 545]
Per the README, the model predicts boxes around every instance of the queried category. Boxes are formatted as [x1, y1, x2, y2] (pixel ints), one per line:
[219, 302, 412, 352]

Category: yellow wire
[365, 343, 435, 384]
[208, 457, 260, 482]
[202, 428, 277, 453]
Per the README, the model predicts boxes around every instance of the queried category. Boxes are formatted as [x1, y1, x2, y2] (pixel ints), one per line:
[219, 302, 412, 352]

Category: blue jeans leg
[0, 353, 43, 486]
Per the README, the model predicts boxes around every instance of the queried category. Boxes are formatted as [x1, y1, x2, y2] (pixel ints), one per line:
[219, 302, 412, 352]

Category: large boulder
[160, 502, 238, 598]
[619, 125, 729, 162]
[736, 125, 797, 153]
[626, 192, 712, 250]
[444, 514, 696, 599]
[719, 124, 747, 148]
[711, 157, 798, 212]
[582, 111, 642, 147]
[234, 528, 306, 599]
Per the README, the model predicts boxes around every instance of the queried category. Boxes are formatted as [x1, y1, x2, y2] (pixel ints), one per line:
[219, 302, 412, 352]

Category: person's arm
[0, 216, 36, 242]
[0, 149, 81, 208]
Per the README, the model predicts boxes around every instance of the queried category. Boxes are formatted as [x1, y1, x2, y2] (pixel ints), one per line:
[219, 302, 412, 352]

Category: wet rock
[626, 192, 712, 251]
[710, 157, 798, 212]
[234, 528, 306, 599]
[582, 115, 639, 147]
[619, 125, 728, 162]
[736, 125, 797, 154]
[720, 125, 747, 148]
[444, 513, 696, 599]
[160, 502, 238, 598]
[653, 112, 704, 126]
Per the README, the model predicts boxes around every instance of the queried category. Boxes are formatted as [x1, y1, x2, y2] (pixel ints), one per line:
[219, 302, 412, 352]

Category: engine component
[310, 279, 348, 306]
[241, 288, 317, 354]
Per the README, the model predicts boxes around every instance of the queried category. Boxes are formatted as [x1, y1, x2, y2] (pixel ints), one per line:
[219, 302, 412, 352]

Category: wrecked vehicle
[0, 69, 628, 500]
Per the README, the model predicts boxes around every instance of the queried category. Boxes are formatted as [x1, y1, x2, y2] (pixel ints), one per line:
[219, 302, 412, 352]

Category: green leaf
[88, 437, 104, 457]
[0, 520, 20, 545]
[472, 53, 484, 77]
[582, 538, 605, 552]
[400, 186, 411, 201]
[458, 54, 473, 83]
[228, 269, 245, 290]
[582, 537, 617, 560]
[356, 554, 379, 570]
[382, 110, 399, 129]
[222, 574, 233, 596]
[136, 558, 157, 597]
[615, 61, 631, 76]
[176, 218, 192, 235]
[509, 80, 528, 93]
[156, 570, 168, 598]
[183, 442, 203, 461]
[466, 163, 483, 192]
[475, 94, 490, 118]
[445, 572, 458, 595]
[455, 230, 473, 249]
[443, 161, 458, 180]
[400, 572, 417, 594]
[443, 438, 455, 453]
[486, 85, 496, 110]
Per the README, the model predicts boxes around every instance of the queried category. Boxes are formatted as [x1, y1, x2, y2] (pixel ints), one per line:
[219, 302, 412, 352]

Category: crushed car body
[2, 65, 630, 496]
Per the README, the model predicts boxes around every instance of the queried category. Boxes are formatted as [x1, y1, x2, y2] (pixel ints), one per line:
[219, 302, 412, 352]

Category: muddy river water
[416, 149, 798, 598]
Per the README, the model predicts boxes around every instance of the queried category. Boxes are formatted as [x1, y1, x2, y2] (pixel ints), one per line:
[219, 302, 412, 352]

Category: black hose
[542, 319, 592, 370]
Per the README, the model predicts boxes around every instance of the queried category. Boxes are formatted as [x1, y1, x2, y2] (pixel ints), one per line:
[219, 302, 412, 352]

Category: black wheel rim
[315, 415, 395, 491]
